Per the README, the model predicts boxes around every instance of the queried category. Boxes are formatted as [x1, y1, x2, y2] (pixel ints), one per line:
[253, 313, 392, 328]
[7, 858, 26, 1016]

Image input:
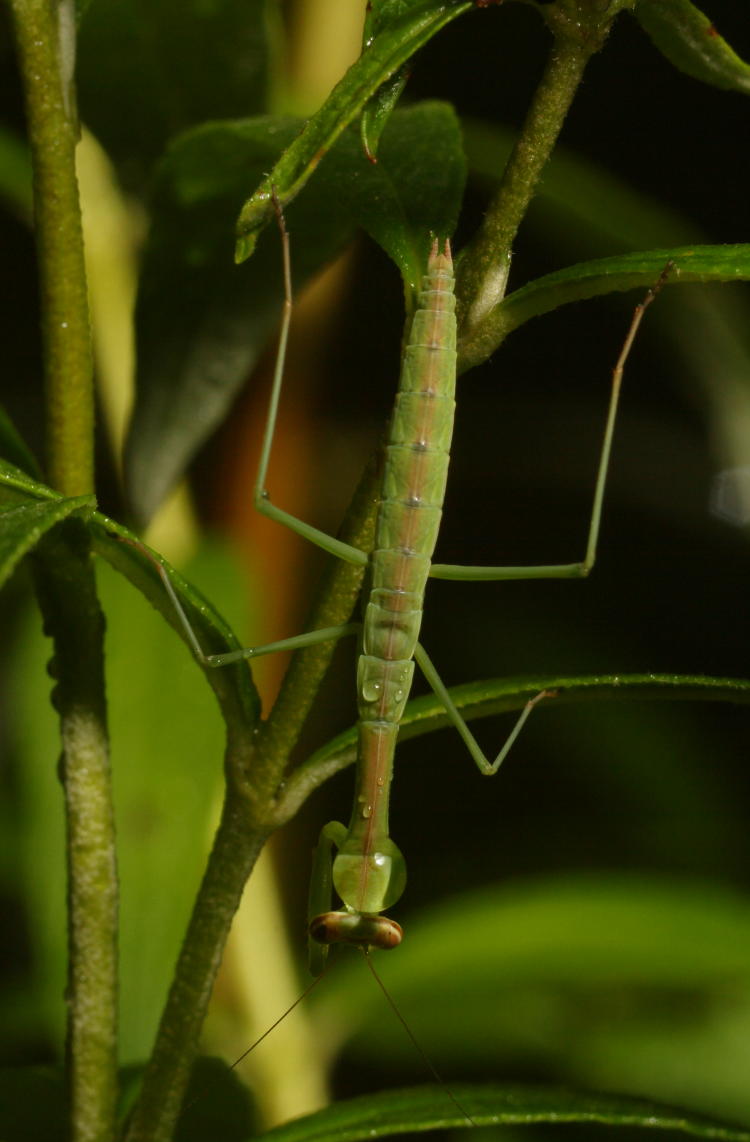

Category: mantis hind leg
[417, 268, 675, 769]
[414, 642, 554, 777]
[430, 263, 673, 584]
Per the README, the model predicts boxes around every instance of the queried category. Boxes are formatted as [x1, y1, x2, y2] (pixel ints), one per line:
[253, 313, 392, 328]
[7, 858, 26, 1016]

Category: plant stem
[123, 787, 265, 1142]
[33, 524, 116, 1142]
[124, 458, 379, 1142]
[9, 0, 95, 496]
[456, 0, 624, 372]
[10, 4, 114, 1139]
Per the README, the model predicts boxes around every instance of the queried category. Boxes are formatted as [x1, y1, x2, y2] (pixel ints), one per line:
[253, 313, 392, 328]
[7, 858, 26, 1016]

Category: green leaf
[289, 672, 750, 792]
[0, 458, 59, 504]
[401, 670, 750, 735]
[234, 0, 473, 260]
[359, 0, 416, 160]
[459, 244, 750, 373]
[360, 67, 411, 162]
[126, 102, 464, 523]
[258, 1082, 750, 1141]
[331, 874, 750, 1020]
[87, 514, 261, 726]
[370, 0, 454, 20]
[317, 876, 750, 1120]
[635, 0, 750, 94]
[366, 102, 465, 289]
[0, 496, 93, 589]
[0, 459, 259, 723]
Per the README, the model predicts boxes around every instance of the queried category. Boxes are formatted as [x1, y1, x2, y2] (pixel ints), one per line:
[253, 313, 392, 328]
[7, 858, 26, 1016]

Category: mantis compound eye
[308, 910, 403, 951]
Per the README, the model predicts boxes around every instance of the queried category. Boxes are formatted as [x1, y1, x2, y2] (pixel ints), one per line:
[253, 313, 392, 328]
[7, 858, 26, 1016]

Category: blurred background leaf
[6, 543, 252, 1062]
[313, 876, 750, 1122]
[75, 0, 276, 193]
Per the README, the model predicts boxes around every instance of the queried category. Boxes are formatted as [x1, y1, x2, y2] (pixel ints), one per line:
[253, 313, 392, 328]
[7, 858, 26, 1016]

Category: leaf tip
[234, 231, 257, 264]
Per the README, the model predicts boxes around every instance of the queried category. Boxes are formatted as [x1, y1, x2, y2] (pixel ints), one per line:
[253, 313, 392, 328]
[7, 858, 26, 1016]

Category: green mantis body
[156, 227, 667, 969]
[308, 241, 456, 953]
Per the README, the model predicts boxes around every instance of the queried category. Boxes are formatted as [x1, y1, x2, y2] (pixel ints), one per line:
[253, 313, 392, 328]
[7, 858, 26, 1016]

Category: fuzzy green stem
[9, 0, 95, 496]
[456, 0, 623, 370]
[10, 5, 111, 1138]
[33, 523, 116, 1142]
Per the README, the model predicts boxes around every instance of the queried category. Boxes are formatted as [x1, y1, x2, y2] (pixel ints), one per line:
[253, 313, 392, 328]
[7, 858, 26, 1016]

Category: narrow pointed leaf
[0, 496, 93, 588]
[0, 460, 259, 722]
[635, 0, 750, 94]
[359, 0, 415, 161]
[259, 1082, 750, 1141]
[459, 244, 750, 373]
[234, 0, 473, 260]
[360, 65, 411, 162]
[284, 672, 750, 804]
[0, 458, 59, 504]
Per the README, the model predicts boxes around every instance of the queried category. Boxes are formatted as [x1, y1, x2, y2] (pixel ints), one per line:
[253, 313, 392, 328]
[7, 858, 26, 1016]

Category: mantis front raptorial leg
[152, 210, 670, 965]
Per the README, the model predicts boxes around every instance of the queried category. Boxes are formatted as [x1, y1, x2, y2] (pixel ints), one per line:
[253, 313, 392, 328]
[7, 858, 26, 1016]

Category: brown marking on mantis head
[309, 910, 403, 951]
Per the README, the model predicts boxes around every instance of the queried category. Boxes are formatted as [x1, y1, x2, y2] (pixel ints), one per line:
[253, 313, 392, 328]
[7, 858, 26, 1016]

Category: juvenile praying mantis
[155, 212, 669, 972]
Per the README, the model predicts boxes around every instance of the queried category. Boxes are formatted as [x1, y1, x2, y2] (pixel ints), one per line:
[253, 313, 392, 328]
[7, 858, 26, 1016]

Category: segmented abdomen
[358, 242, 457, 730]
